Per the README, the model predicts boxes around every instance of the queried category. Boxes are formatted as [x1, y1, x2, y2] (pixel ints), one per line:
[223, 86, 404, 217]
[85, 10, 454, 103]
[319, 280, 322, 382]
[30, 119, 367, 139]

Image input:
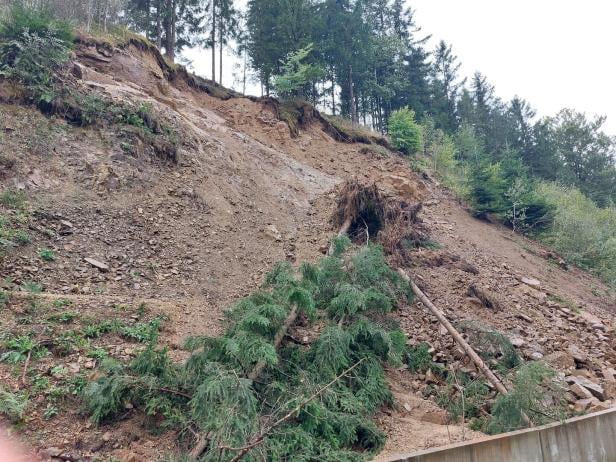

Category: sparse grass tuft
[38, 248, 56, 261]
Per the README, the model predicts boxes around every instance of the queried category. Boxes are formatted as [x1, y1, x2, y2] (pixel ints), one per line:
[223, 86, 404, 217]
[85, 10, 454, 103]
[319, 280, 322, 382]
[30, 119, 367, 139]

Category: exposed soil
[0, 39, 614, 461]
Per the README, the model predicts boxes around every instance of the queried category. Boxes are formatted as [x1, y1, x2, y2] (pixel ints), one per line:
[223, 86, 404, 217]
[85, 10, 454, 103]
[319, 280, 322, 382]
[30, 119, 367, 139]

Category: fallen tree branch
[398, 269, 509, 396]
[224, 359, 364, 462]
[398, 269, 532, 426]
[248, 305, 298, 381]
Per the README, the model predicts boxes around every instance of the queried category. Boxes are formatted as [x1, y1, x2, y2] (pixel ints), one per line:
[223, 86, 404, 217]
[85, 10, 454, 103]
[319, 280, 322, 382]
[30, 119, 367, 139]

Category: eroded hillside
[1, 36, 615, 461]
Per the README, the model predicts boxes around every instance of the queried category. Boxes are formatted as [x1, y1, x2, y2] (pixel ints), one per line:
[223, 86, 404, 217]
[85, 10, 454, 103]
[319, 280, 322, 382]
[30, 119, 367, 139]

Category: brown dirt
[0, 40, 614, 461]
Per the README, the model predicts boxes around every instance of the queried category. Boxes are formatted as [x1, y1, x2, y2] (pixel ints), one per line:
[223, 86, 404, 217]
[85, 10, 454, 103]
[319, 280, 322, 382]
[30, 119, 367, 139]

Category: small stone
[510, 337, 526, 348]
[263, 224, 282, 242]
[573, 398, 595, 413]
[45, 447, 63, 458]
[570, 383, 593, 400]
[567, 344, 588, 365]
[566, 376, 606, 401]
[529, 351, 544, 360]
[516, 313, 532, 323]
[84, 257, 109, 272]
[102, 431, 112, 442]
[520, 277, 541, 288]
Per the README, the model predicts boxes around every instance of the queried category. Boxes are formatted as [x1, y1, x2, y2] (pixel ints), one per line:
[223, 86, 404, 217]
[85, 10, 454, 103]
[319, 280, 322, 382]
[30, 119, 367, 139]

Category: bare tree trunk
[242, 48, 247, 95]
[211, 0, 216, 82]
[156, 0, 162, 48]
[331, 78, 336, 116]
[218, 13, 223, 85]
[349, 65, 357, 127]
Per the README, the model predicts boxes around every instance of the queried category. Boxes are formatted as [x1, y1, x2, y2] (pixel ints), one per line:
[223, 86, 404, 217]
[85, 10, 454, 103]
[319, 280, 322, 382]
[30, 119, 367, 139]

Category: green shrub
[0, 5, 73, 43]
[536, 182, 616, 287]
[0, 5, 72, 103]
[486, 362, 566, 434]
[388, 107, 423, 155]
[436, 371, 490, 422]
[0, 387, 28, 422]
[406, 343, 433, 372]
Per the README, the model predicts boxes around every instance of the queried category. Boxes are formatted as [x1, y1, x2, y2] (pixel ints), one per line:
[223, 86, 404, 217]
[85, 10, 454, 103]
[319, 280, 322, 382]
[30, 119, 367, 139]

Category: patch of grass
[52, 298, 72, 308]
[12, 230, 30, 245]
[0, 190, 26, 209]
[119, 316, 165, 343]
[436, 371, 490, 422]
[21, 281, 42, 293]
[0, 289, 9, 308]
[87, 347, 108, 360]
[417, 239, 442, 250]
[38, 248, 56, 261]
[48, 311, 78, 324]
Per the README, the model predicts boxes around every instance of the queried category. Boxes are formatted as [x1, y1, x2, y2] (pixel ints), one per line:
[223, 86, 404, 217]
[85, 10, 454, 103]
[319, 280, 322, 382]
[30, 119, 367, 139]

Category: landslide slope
[0, 36, 614, 461]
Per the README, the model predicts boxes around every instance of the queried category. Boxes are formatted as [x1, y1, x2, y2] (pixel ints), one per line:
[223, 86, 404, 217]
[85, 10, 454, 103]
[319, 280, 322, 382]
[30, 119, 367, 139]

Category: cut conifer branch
[225, 359, 365, 462]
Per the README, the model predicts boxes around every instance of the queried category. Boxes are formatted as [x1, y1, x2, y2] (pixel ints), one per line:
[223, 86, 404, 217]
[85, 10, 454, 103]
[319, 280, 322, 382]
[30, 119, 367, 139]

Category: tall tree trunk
[242, 48, 247, 95]
[156, 0, 162, 48]
[218, 12, 223, 85]
[331, 78, 336, 116]
[211, 0, 216, 82]
[164, 0, 175, 62]
[349, 65, 357, 127]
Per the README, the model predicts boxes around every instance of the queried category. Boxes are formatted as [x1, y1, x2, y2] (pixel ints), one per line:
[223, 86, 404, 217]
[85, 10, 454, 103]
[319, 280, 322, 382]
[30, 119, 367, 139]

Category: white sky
[184, 0, 616, 135]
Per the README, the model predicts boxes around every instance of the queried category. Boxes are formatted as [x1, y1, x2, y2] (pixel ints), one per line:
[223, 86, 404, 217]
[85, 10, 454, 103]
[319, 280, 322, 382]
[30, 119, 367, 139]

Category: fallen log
[398, 269, 509, 396]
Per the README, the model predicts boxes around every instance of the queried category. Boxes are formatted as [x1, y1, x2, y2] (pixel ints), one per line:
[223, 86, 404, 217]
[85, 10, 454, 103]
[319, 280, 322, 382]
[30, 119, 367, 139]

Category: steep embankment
[0, 37, 614, 461]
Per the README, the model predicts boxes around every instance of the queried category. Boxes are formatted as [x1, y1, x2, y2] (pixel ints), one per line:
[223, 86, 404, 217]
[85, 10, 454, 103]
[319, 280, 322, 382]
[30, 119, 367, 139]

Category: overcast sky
[184, 0, 616, 135]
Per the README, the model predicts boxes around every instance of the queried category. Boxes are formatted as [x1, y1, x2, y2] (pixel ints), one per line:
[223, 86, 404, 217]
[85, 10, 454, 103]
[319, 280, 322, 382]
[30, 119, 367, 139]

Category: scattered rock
[520, 277, 541, 288]
[567, 344, 588, 366]
[566, 376, 606, 401]
[263, 224, 282, 242]
[573, 398, 595, 413]
[569, 383, 594, 400]
[510, 336, 526, 348]
[84, 257, 110, 272]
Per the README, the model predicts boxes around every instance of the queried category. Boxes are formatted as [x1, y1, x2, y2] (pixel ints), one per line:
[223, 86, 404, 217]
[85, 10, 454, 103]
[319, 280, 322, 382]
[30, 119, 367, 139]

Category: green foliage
[48, 311, 78, 324]
[486, 362, 566, 434]
[457, 322, 520, 372]
[536, 182, 616, 287]
[84, 245, 410, 460]
[0, 5, 72, 103]
[0, 289, 8, 308]
[21, 280, 42, 293]
[0, 190, 26, 209]
[388, 107, 423, 155]
[0, 5, 73, 43]
[38, 248, 56, 261]
[436, 371, 490, 422]
[0, 386, 28, 422]
[406, 343, 433, 372]
[1, 334, 48, 363]
[273, 43, 324, 98]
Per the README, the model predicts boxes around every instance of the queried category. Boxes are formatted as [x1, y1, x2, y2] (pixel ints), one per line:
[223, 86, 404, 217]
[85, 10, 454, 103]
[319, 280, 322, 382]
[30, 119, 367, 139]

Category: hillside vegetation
[0, 4, 615, 462]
